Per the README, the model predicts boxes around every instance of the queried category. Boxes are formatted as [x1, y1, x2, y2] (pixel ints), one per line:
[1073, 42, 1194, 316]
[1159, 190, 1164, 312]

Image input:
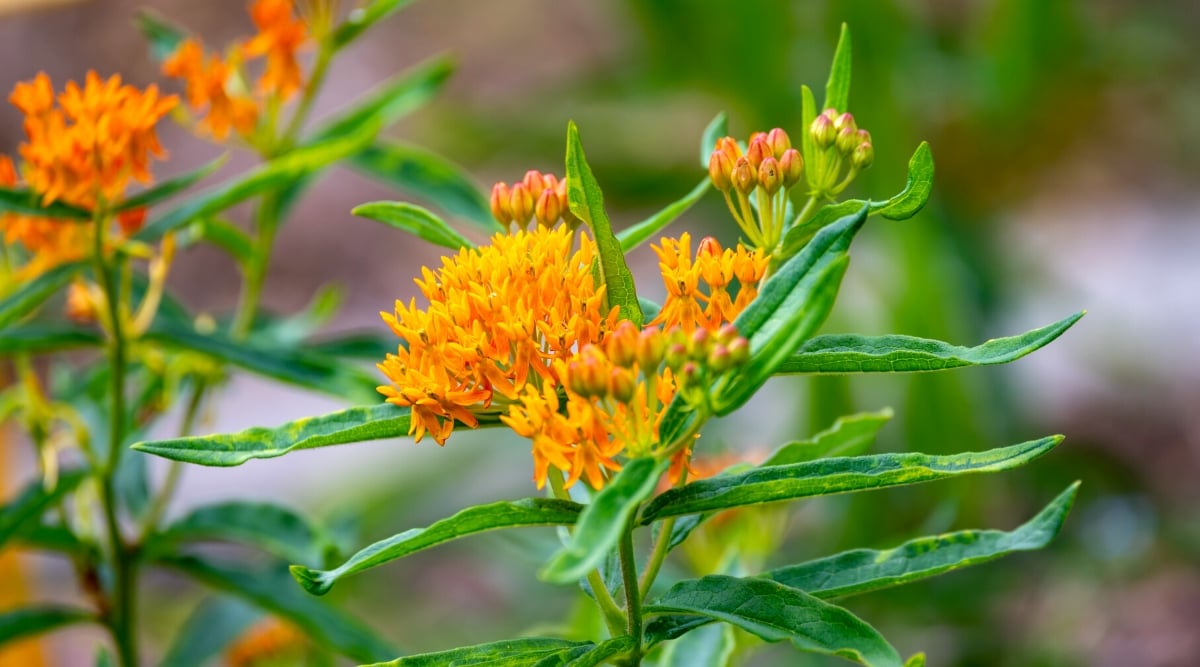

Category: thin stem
[280, 42, 334, 148]
[795, 194, 819, 226]
[138, 380, 206, 539]
[619, 523, 643, 664]
[638, 517, 674, 600]
[230, 192, 280, 338]
[548, 471, 626, 636]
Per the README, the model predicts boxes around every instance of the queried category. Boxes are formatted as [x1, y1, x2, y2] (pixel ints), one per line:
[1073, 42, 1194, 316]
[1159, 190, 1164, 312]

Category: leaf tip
[290, 564, 332, 596]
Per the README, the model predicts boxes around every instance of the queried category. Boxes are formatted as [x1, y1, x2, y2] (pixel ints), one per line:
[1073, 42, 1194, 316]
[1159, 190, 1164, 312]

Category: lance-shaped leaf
[764, 482, 1080, 598]
[160, 555, 395, 663]
[0, 470, 88, 550]
[160, 596, 263, 667]
[149, 501, 330, 566]
[541, 457, 667, 584]
[0, 188, 90, 220]
[114, 155, 228, 212]
[132, 403, 450, 466]
[823, 24, 853, 112]
[762, 409, 894, 467]
[135, 121, 378, 241]
[331, 0, 416, 48]
[775, 311, 1084, 375]
[564, 121, 644, 326]
[616, 178, 710, 252]
[0, 262, 82, 330]
[0, 606, 95, 646]
[136, 9, 187, 63]
[352, 201, 472, 250]
[364, 638, 593, 667]
[0, 324, 101, 355]
[641, 436, 1062, 522]
[645, 576, 902, 667]
[293, 498, 582, 595]
[311, 56, 454, 143]
[699, 111, 728, 166]
[351, 142, 496, 231]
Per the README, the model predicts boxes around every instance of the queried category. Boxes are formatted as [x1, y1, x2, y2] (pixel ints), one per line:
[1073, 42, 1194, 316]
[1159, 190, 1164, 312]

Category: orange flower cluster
[162, 0, 309, 140]
[650, 233, 769, 334]
[226, 617, 309, 667]
[377, 222, 618, 444]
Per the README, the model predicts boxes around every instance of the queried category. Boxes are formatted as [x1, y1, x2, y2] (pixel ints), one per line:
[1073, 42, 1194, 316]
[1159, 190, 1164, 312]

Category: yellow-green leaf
[761, 409, 894, 467]
[823, 24, 853, 112]
[352, 201, 472, 250]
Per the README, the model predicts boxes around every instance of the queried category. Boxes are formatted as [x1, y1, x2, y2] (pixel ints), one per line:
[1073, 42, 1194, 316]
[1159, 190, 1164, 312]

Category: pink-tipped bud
[833, 112, 857, 134]
[606, 320, 639, 368]
[490, 182, 513, 225]
[665, 342, 688, 371]
[636, 328, 666, 370]
[851, 142, 874, 170]
[715, 136, 742, 162]
[689, 327, 713, 360]
[609, 368, 637, 403]
[509, 183, 534, 226]
[708, 343, 732, 373]
[716, 323, 739, 346]
[758, 156, 782, 195]
[523, 170, 548, 200]
[811, 114, 836, 150]
[679, 361, 701, 387]
[780, 148, 803, 188]
[534, 188, 561, 227]
[732, 157, 756, 195]
[708, 150, 734, 191]
[727, 337, 750, 366]
[542, 173, 560, 193]
[835, 127, 859, 156]
[746, 136, 771, 169]
[578, 346, 609, 397]
[766, 127, 791, 158]
[822, 108, 839, 120]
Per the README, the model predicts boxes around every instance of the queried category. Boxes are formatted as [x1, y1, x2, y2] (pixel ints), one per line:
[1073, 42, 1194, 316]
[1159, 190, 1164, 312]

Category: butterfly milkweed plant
[0, 3, 1085, 664]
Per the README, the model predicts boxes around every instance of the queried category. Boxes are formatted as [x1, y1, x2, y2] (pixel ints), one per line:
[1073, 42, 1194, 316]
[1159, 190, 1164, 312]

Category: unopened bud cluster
[490, 170, 578, 230]
[809, 108, 873, 197]
[708, 128, 803, 252]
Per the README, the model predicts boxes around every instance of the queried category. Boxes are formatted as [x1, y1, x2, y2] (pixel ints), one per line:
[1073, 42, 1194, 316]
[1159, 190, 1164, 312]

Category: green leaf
[541, 457, 667, 584]
[0, 470, 88, 550]
[363, 638, 592, 667]
[331, 0, 416, 49]
[311, 56, 454, 143]
[131, 403, 436, 467]
[563, 121, 644, 326]
[764, 482, 1080, 598]
[699, 112, 728, 166]
[307, 331, 394, 360]
[249, 283, 345, 347]
[293, 498, 582, 595]
[659, 623, 736, 667]
[351, 142, 496, 231]
[0, 324, 102, 355]
[142, 321, 379, 403]
[823, 24, 853, 112]
[135, 120, 379, 241]
[616, 179, 710, 252]
[114, 155, 228, 212]
[565, 637, 634, 666]
[160, 596, 263, 667]
[761, 409, 894, 466]
[640, 436, 1062, 523]
[10, 521, 92, 558]
[0, 262, 82, 330]
[0, 188, 90, 220]
[800, 84, 818, 191]
[352, 201, 472, 250]
[179, 217, 254, 264]
[646, 575, 901, 667]
[874, 141, 934, 220]
[150, 501, 330, 566]
[161, 555, 395, 663]
[115, 448, 150, 519]
[774, 311, 1084, 374]
[136, 9, 188, 63]
[0, 606, 94, 646]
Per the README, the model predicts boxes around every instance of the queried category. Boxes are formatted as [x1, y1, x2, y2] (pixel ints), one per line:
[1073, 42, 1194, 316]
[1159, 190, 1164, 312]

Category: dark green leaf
[699, 112, 728, 166]
[646, 575, 901, 667]
[363, 638, 591, 667]
[0, 187, 90, 220]
[761, 409, 893, 466]
[352, 201, 472, 250]
[131, 403, 444, 467]
[764, 482, 1080, 598]
[250, 283, 344, 347]
[641, 436, 1063, 522]
[565, 637, 634, 666]
[0, 262, 82, 330]
[135, 120, 378, 241]
[332, 0, 416, 48]
[0, 470, 88, 550]
[0, 324, 102, 355]
[823, 24, 853, 112]
[10, 521, 91, 558]
[160, 596, 263, 667]
[114, 155, 228, 212]
[564, 121, 644, 326]
[161, 555, 395, 663]
[351, 142, 496, 230]
[774, 311, 1084, 374]
[293, 498, 582, 595]
[541, 457, 667, 584]
[311, 56, 454, 143]
[136, 9, 188, 63]
[616, 179, 710, 252]
[151, 501, 330, 566]
[0, 606, 94, 646]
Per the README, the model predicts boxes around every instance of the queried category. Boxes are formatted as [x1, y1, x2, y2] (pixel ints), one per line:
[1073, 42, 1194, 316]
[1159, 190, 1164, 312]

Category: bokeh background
[2, 0, 1199, 665]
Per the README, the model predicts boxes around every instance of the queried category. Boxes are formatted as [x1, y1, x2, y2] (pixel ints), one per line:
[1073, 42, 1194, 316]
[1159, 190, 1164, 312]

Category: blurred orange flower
[242, 0, 309, 100]
[163, 39, 258, 139]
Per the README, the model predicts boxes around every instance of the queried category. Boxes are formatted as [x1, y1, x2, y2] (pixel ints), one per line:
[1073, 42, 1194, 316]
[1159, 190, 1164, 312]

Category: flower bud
[732, 157, 756, 195]
[835, 126, 859, 155]
[779, 148, 803, 188]
[689, 327, 712, 360]
[665, 342, 688, 371]
[708, 150, 734, 191]
[542, 173, 560, 193]
[523, 170, 548, 200]
[746, 136, 771, 169]
[707, 343, 732, 373]
[766, 127, 791, 158]
[851, 141, 874, 170]
[555, 178, 578, 225]
[715, 136, 742, 162]
[811, 114, 836, 149]
[758, 156, 782, 195]
[577, 346, 609, 397]
[727, 337, 750, 366]
[833, 112, 857, 134]
[678, 361, 701, 388]
[716, 323, 739, 346]
[567, 360, 590, 397]
[605, 320, 639, 368]
[748, 131, 767, 144]
[636, 328, 666, 370]
[490, 182, 513, 225]
[609, 368, 637, 403]
[509, 183, 534, 226]
[697, 236, 722, 258]
[822, 108, 839, 120]
[534, 188, 561, 227]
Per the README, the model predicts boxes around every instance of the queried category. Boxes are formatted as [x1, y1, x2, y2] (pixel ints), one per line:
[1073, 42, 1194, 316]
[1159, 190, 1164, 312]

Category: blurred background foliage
[2, 0, 1198, 665]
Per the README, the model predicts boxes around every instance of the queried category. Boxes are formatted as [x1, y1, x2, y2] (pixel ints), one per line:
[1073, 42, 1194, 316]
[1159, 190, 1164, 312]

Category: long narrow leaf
[363, 638, 592, 667]
[159, 596, 263, 667]
[616, 179, 710, 252]
[114, 155, 228, 212]
[331, 0, 416, 49]
[136, 9, 188, 63]
[0, 262, 82, 330]
[762, 409, 894, 466]
[0, 187, 90, 219]
[0, 470, 88, 550]
[351, 142, 495, 230]
[352, 201, 472, 250]
[0, 607, 95, 646]
[150, 501, 330, 566]
[823, 23, 853, 112]
[0, 324, 102, 355]
[310, 56, 454, 143]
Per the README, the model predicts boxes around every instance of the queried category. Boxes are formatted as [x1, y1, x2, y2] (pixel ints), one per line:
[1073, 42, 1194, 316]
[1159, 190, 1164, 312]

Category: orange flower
[242, 0, 309, 100]
[226, 617, 309, 667]
[650, 233, 768, 333]
[163, 39, 259, 140]
[377, 223, 619, 445]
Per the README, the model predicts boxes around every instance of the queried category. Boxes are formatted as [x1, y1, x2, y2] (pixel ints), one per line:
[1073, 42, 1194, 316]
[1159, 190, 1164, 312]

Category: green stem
[795, 194, 819, 226]
[280, 42, 334, 149]
[548, 471, 626, 636]
[231, 193, 280, 338]
[638, 517, 675, 600]
[619, 523, 643, 664]
[138, 380, 206, 539]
